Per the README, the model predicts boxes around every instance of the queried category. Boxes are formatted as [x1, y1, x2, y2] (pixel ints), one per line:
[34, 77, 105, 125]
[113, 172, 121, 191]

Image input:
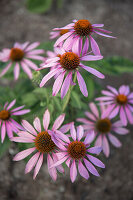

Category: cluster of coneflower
[0, 19, 132, 182]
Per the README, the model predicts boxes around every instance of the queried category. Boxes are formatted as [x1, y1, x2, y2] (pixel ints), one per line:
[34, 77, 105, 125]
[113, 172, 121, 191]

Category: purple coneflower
[11, 109, 70, 180]
[50, 124, 105, 182]
[38, 47, 104, 98]
[53, 19, 115, 54]
[95, 85, 133, 126]
[0, 42, 44, 80]
[0, 99, 30, 143]
[77, 102, 129, 157]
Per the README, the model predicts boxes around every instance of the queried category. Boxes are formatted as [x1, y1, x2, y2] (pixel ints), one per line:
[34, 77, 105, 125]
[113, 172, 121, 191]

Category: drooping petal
[87, 155, 105, 168]
[33, 153, 43, 179]
[47, 154, 57, 181]
[6, 122, 13, 139]
[21, 62, 32, 79]
[125, 106, 133, 124]
[78, 160, 89, 179]
[84, 158, 100, 176]
[14, 63, 20, 80]
[81, 64, 104, 79]
[120, 107, 127, 126]
[61, 72, 72, 99]
[70, 160, 77, 182]
[52, 71, 65, 96]
[95, 135, 102, 147]
[1, 122, 6, 143]
[102, 135, 110, 157]
[40, 68, 61, 88]
[25, 152, 40, 174]
[0, 62, 12, 77]
[90, 36, 101, 55]
[89, 102, 99, 118]
[108, 133, 122, 147]
[82, 37, 89, 55]
[76, 71, 88, 97]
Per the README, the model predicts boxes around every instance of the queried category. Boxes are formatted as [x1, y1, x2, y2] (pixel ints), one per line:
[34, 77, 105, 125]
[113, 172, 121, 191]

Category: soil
[0, 0, 133, 199]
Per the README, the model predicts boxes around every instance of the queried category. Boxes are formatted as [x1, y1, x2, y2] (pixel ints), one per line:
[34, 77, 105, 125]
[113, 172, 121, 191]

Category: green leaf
[71, 91, 82, 109]
[26, 0, 53, 13]
[0, 137, 11, 158]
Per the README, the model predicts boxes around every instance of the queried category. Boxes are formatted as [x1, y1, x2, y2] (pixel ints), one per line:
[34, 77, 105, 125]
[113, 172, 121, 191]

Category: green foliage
[85, 56, 133, 76]
[0, 137, 11, 158]
[26, 0, 64, 14]
[26, 0, 53, 13]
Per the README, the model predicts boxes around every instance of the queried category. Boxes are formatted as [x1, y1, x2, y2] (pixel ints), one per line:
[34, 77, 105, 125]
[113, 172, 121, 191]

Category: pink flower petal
[109, 106, 119, 119]
[0, 62, 12, 77]
[52, 114, 65, 130]
[125, 106, 133, 124]
[52, 71, 65, 96]
[1, 122, 6, 143]
[33, 153, 43, 179]
[107, 85, 118, 95]
[95, 135, 102, 147]
[87, 147, 102, 155]
[102, 135, 110, 157]
[54, 32, 72, 47]
[83, 158, 100, 176]
[78, 160, 89, 179]
[7, 99, 16, 110]
[89, 102, 99, 118]
[82, 37, 89, 55]
[43, 109, 50, 131]
[87, 155, 105, 168]
[76, 71, 88, 97]
[84, 131, 95, 145]
[21, 62, 32, 79]
[22, 120, 37, 136]
[25, 152, 40, 174]
[12, 109, 30, 116]
[70, 160, 77, 182]
[14, 63, 20, 80]
[59, 122, 73, 134]
[94, 31, 116, 38]
[40, 68, 60, 88]
[13, 147, 36, 161]
[61, 72, 72, 99]
[11, 137, 34, 143]
[54, 130, 70, 143]
[17, 131, 35, 139]
[120, 107, 127, 126]
[77, 125, 84, 141]
[6, 122, 13, 139]
[81, 64, 104, 79]
[90, 36, 101, 55]
[33, 117, 41, 132]
[70, 123, 76, 141]
[108, 133, 122, 147]
[25, 42, 40, 52]
[23, 59, 38, 70]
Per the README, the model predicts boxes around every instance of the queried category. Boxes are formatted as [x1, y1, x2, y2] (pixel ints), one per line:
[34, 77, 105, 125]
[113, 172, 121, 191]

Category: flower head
[50, 124, 105, 182]
[0, 99, 30, 143]
[11, 109, 71, 181]
[0, 42, 44, 80]
[53, 19, 115, 55]
[77, 102, 129, 157]
[95, 85, 133, 126]
[38, 47, 104, 98]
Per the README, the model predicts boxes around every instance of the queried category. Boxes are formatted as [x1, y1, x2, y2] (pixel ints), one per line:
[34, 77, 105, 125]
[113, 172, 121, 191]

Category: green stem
[62, 73, 77, 112]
